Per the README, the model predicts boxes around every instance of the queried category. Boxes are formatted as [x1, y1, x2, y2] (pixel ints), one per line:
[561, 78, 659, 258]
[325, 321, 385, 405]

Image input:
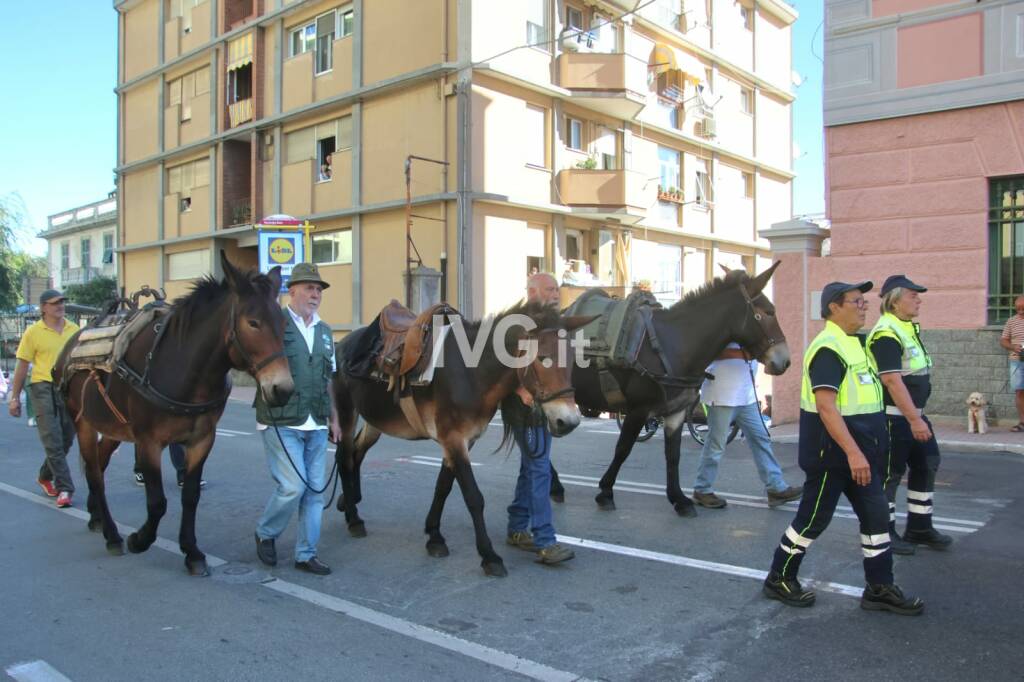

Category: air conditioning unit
[697, 116, 717, 139]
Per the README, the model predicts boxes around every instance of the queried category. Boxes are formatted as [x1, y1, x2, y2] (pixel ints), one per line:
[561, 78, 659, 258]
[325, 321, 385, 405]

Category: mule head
[504, 302, 595, 437]
[726, 261, 790, 376]
[221, 251, 295, 406]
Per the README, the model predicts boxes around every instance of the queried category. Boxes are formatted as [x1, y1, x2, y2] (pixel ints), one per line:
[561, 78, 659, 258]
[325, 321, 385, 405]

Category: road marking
[554, 473, 983, 534]
[0, 481, 585, 682]
[216, 428, 252, 436]
[402, 455, 483, 467]
[5, 660, 72, 682]
[556, 534, 863, 598]
[215, 431, 236, 438]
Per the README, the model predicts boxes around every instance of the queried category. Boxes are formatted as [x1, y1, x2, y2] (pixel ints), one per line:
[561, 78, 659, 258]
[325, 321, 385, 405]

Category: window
[566, 117, 583, 151]
[742, 171, 754, 199]
[167, 158, 210, 211]
[102, 233, 114, 264]
[988, 177, 1024, 323]
[658, 146, 680, 194]
[525, 105, 546, 167]
[285, 117, 352, 178]
[565, 230, 581, 262]
[312, 230, 352, 264]
[228, 63, 252, 104]
[695, 160, 713, 207]
[566, 5, 584, 31]
[289, 7, 354, 73]
[60, 242, 70, 271]
[315, 12, 335, 73]
[526, 0, 550, 50]
[317, 136, 335, 182]
[647, 0, 680, 29]
[740, 86, 753, 115]
[169, 67, 210, 121]
[80, 238, 91, 269]
[594, 126, 617, 170]
[167, 249, 210, 280]
[526, 225, 547, 276]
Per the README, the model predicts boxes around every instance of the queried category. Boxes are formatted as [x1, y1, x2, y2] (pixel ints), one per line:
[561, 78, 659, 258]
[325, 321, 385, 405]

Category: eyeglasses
[842, 297, 868, 309]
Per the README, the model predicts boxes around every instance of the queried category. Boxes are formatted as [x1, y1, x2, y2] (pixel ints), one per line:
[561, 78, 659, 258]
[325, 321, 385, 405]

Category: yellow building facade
[115, 0, 796, 330]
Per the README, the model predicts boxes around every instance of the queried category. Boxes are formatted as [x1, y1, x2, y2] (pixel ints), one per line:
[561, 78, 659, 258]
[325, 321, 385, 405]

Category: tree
[0, 196, 23, 311]
[64, 276, 118, 309]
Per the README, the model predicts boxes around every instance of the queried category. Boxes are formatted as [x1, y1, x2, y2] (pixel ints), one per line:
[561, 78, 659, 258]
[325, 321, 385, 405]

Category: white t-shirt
[699, 342, 758, 407]
[257, 305, 336, 431]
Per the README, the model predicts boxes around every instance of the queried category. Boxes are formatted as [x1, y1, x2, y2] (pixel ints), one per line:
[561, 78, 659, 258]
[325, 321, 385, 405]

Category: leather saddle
[376, 299, 459, 387]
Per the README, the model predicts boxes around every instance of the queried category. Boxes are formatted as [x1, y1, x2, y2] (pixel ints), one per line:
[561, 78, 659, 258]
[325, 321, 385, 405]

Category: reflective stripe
[885, 405, 923, 417]
[778, 543, 804, 555]
[888, 502, 896, 523]
[860, 532, 891, 546]
[785, 526, 813, 548]
[862, 546, 889, 558]
[907, 503, 933, 514]
[906, 490, 932, 502]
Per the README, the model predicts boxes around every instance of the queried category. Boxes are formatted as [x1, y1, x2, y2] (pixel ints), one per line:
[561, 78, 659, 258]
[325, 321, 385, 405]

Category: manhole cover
[212, 562, 269, 584]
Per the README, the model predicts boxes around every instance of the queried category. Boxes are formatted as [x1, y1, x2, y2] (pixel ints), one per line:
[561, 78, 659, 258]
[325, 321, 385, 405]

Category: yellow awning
[649, 43, 704, 86]
[227, 33, 253, 71]
[672, 46, 706, 86]
[648, 43, 677, 76]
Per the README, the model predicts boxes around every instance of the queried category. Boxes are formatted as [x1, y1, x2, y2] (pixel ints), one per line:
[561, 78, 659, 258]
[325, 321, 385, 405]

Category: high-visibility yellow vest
[800, 320, 883, 416]
[867, 312, 932, 376]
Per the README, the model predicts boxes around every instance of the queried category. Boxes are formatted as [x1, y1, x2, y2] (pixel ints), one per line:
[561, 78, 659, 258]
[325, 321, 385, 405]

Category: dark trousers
[29, 382, 75, 493]
[134, 444, 186, 476]
[885, 415, 940, 532]
[771, 466, 894, 586]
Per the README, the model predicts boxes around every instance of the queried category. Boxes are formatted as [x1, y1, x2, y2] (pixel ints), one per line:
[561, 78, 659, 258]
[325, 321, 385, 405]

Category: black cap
[880, 274, 927, 296]
[39, 289, 67, 305]
[820, 281, 872, 318]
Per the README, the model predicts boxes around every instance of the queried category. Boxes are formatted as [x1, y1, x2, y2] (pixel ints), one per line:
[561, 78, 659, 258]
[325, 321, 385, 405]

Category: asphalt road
[2, 397, 1023, 682]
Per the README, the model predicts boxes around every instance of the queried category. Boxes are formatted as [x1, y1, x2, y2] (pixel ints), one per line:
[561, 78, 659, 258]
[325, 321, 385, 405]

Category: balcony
[557, 52, 648, 119]
[228, 98, 253, 128]
[61, 265, 115, 285]
[556, 169, 649, 220]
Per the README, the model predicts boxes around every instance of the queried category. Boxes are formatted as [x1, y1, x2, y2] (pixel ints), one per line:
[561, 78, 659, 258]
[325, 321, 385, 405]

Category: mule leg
[596, 411, 647, 511]
[338, 424, 380, 537]
[87, 436, 121, 533]
[424, 463, 456, 558]
[549, 462, 565, 504]
[76, 421, 123, 554]
[447, 444, 506, 577]
[126, 442, 168, 554]
[663, 410, 696, 517]
[178, 438, 214, 577]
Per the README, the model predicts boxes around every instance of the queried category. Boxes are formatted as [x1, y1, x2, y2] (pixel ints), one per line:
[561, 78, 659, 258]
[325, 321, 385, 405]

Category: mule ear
[718, 263, 732, 275]
[562, 314, 599, 332]
[747, 260, 781, 296]
[221, 250, 244, 290]
[266, 266, 283, 295]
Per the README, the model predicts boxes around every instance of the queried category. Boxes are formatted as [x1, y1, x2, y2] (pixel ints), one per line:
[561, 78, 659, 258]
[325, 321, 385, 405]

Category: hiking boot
[255, 533, 277, 567]
[767, 486, 802, 507]
[904, 528, 953, 551]
[294, 557, 331, 575]
[536, 543, 575, 565]
[134, 472, 145, 487]
[37, 478, 58, 497]
[506, 530, 537, 552]
[693, 491, 727, 509]
[762, 571, 815, 607]
[889, 529, 916, 556]
[56, 492, 73, 508]
[861, 584, 924, 615]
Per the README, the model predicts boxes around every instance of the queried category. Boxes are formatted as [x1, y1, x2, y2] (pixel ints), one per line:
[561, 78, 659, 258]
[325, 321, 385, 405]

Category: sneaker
[506, 530, 537, 552]
[27, 417, 37, 427]
[890, 529, 916, 556]
[56, 492, 73, 508]
[861, 584, 924, 615]
[903, 528, 953, 551]
[767, 486, 803, 507]
[177, 476, 207, 489]
[693, 491, 727, 509]
[37, 478, 58, 497]
[294, 557, 331, 575]
[134, 472, 145, 486]
[535, 543, 575, 565]
[762, 571, 815, 607]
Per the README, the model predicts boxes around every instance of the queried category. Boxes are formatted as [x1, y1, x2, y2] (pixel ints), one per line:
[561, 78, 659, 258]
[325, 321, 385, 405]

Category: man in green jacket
[254, 263, 340, 576]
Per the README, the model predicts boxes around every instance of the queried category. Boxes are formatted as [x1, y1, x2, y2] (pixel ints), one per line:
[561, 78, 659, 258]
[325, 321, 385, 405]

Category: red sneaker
[38, 479, 58, 497]
[56, 492, 72, 508]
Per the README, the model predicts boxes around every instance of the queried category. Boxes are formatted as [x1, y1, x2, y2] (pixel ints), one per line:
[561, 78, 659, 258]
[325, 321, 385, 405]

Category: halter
[514, 329, 576, 405]
[738, 283, 783, 360]
[226, 303, 286, 375]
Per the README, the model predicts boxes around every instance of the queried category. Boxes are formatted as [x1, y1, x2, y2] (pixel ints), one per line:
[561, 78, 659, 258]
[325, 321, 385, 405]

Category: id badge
[856, 371, 874, 385]
[909, 348, 920, 358]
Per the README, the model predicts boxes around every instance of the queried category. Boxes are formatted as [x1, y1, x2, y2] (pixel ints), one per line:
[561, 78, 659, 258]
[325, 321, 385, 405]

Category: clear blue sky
[0, 2, 824, 256]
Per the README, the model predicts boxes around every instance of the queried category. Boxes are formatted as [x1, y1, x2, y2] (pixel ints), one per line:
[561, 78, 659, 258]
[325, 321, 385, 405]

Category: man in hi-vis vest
[867, 275, 952, 555]
[762, 281, 923, 615]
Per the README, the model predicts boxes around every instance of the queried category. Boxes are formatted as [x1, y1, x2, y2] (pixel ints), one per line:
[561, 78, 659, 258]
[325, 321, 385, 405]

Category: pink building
[764, 0, 1024, 424]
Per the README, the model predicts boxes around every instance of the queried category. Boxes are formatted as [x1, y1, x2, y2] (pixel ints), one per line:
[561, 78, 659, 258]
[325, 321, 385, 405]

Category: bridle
[738, 283, 784, 361]
[226, 302, 286, 375]
[515, 329, 576, 405]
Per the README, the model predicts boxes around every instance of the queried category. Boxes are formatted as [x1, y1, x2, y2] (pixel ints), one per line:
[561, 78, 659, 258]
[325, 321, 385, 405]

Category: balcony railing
[556, 169, 649, 216]
[46, 198, 117, 233]
[60, 266, 114, 285]
[228, 98, 253, 128]
[557, 52, 648, 119]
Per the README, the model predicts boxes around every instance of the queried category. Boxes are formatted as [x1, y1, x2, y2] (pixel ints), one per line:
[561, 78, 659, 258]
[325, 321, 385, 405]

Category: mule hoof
[87, 518, 102, 532]
[185, 557, 210, 577]
[550, 492, 565, 504]
[348, 522, 367, 538]
[106, 540, 125, 556]
[482, 560, 508, 578]
[674, 502, 698, 518]
[426, 542, 450, 558]
[126, 532, 146, 554]
[336, 496, 346, 512]
[595, 493, 616, 511]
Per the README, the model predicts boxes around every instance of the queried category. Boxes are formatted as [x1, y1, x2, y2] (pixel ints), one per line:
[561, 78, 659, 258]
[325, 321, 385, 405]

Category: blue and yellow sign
[258, 230, 304, 292]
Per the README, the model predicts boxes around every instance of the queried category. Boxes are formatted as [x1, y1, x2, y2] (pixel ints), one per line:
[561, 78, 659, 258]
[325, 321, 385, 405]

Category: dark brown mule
[53, 253, 294, 576]
[332, 301, 593, 577]
[551, 263, 791, 516]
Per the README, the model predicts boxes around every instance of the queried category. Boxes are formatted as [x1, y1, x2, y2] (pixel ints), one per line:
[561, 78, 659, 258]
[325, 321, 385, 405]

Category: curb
[769, 432, 1024, 455]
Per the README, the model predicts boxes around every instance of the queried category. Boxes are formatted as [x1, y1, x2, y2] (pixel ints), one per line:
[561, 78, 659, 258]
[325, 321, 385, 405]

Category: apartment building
[765, 0, 1024, 423]
[40, 193, 119, 292]
[115, 0, 796, 330]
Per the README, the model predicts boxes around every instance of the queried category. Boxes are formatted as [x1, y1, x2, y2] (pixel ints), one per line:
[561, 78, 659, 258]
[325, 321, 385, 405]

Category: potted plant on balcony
[657, 185, 684, 204]
[575, 156, 598, 170]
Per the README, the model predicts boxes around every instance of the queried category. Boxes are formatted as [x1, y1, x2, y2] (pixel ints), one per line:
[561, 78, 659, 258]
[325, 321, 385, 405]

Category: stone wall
[922, 328, 1014, 423]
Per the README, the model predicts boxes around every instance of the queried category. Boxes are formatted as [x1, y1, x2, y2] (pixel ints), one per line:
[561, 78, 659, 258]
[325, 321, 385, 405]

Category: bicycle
[614, 401, 740, 446]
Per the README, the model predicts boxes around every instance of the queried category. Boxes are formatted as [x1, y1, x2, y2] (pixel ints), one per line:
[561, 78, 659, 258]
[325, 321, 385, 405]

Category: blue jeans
[256, 428, 328, 562]
[507, 425, 556, 549]
[694, 402, 788, 494]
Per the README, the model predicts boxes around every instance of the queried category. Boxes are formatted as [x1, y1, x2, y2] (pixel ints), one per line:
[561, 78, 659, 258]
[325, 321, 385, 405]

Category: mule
[53, 252, 294, 576]
[551, 263, 790, 516]
[332, 301, 592, 577]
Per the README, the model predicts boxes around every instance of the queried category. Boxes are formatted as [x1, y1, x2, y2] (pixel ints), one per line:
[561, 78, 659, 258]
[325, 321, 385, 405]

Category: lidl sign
[258, 230, 304, 292]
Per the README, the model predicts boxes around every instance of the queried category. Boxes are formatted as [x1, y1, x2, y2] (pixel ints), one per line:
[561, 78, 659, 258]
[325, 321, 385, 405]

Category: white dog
[966, 392, 988, 435]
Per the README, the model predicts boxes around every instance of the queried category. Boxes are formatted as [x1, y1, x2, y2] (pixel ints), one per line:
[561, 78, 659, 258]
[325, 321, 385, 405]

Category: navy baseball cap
[880, 274, 927, 296]
[39, 289, 67, 305]
[820, 281, 872, 318]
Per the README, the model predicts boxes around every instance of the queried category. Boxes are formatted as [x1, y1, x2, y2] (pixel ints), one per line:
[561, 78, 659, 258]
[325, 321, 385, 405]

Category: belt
[885, 405, 923, 417]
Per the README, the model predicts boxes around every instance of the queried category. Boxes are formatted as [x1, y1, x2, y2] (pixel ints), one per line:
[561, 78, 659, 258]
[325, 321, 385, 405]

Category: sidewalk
[768, 419, 1024, 455]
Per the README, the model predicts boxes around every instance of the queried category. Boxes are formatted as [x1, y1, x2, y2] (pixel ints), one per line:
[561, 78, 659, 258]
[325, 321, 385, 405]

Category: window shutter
[285, 127, 315, 164]
[194, 159, 210, 187]
[194, 67, 210, 95]
[337, 115, 353, 148]
[168, 166, 182, 194]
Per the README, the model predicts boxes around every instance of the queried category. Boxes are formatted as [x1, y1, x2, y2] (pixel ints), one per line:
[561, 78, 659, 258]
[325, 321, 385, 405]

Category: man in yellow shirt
[8, 290, 80, 507]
